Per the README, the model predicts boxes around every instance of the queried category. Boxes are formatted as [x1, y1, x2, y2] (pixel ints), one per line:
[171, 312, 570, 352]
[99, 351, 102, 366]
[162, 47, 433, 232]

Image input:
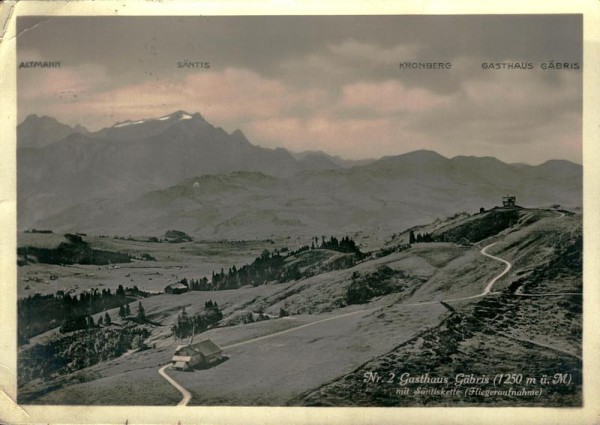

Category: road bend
[444, 242, 511, 302]
[159, 364, 192, 406]
[414, 242, 512, 305]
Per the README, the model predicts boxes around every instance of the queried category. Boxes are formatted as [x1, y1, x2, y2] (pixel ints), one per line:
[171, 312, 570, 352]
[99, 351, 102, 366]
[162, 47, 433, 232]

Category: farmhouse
[171, 339, 223, 370]
[164, 282, 189, 294]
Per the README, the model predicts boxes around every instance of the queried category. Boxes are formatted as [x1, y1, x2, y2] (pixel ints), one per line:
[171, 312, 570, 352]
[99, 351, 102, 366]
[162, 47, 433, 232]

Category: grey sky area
[17, 15, 582, 163]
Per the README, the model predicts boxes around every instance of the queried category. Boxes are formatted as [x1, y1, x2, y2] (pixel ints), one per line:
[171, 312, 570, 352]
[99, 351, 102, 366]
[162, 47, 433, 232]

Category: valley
[16, 207, 582, 406]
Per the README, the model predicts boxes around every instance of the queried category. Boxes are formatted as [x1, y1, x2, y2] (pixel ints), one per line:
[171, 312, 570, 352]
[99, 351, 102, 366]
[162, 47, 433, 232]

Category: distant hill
[17, 112, 582, 238]
[17, 115, 89, 149]
[29, 155, 582, 240]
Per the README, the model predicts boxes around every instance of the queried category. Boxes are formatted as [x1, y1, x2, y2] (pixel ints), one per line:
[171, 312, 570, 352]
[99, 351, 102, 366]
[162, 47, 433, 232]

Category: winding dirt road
[443, 242, 511, 303]
[158, 364, 192, 406]
[158, 241, 513, 406]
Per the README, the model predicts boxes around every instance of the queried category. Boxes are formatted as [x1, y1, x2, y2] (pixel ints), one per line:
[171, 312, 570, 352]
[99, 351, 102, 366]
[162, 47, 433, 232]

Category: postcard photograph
[12, 12, 585, 410]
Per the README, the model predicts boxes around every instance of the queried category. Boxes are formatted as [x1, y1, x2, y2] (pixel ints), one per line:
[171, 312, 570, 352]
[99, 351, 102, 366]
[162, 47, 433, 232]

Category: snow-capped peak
[161, 110, 193, 121]
[113, 119, 145, 128]
[111, 111, 197, 128]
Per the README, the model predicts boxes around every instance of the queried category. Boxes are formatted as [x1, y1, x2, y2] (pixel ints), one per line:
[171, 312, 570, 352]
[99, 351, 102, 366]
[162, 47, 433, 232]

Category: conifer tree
[137, 301, 146, 320]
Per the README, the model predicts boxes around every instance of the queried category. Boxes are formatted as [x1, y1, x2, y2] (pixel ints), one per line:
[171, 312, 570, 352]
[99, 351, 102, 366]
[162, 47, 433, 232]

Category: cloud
[406, 70, 582, 163]
[247, 115, 432, 160]
[18, 43, 581, 165]
[340, 80, 450, 114]
[28, 68, 328, 131]
[327, 39, 417, 64]
[278, 40, 419, 89]
[19, 48, 109, 102]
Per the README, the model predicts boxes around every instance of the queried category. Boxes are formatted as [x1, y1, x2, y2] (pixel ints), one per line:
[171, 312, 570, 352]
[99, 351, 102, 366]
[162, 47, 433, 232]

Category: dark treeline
[18, 285, 149, 341]
[18, 233, 131, 266]
[310, 235, 364, 258]
[409, 231, 435, 244]
[176, 236, 364, 291]
[171, 301, 223, 338]
[18, 325, 151, 391]
[179, 277, 211, 291]
[211, 249, 299, 290]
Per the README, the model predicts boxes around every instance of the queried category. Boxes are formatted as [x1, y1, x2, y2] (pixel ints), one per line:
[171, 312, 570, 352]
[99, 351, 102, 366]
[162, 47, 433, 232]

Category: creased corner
[0, 1, 17, 44]
[0, 388, 31, 424]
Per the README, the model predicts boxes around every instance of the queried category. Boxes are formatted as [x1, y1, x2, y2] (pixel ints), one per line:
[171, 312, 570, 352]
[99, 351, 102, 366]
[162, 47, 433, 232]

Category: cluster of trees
[60, 301, 146, 333]
[18, 285, 149, 340]
[176, 277, 212, 291]
[118, 303, 132, 318]
[171, 301, 223, 338]
[119, 301, 146, 321]
[60, 312, 112, 333]
[176, 235, 363, 292]
[97, 312, 112, 326]
[210, 250, 301, 289]
[310, 236, 364, 257]
[409, 231, 435, 244]
[18, 325, 151, 386]
[286, 245, 309, 256]
[17, 233, 131, 266]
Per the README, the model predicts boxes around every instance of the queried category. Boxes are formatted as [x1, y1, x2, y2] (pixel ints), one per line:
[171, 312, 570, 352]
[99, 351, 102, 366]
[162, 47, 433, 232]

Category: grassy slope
[19, 210, 582, 406]
[295, 212, 582, 406]
[20, 226, 496, 404]
[17, 236, 290, 297]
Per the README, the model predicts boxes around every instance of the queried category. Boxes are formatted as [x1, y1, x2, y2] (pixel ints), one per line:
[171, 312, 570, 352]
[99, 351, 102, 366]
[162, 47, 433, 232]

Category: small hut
[164, 283, 189, 294]
[502, 195, 516, 208]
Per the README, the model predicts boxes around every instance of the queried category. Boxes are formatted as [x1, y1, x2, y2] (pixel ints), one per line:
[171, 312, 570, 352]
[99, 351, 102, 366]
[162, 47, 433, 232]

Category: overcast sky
[17, 15, 582, 164]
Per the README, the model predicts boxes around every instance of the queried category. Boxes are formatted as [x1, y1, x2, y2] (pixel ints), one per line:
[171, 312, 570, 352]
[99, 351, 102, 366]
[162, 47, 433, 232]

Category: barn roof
[190, 339, 222, 356]
[172, 355, 192, 362]
[174, 345, 196, 356]
[166, 283, 188, 290]
[174, 339, 222, 357]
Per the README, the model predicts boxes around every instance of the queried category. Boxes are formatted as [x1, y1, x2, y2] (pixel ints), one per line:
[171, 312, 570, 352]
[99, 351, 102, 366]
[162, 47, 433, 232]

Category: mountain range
[17, 111, 582, 239]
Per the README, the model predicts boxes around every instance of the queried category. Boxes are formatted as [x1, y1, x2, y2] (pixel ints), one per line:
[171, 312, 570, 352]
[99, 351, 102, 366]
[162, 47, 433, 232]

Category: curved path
[433, 242, 511, 304]
[157, 241, 516, 406]
[159, 364, 192, 406]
